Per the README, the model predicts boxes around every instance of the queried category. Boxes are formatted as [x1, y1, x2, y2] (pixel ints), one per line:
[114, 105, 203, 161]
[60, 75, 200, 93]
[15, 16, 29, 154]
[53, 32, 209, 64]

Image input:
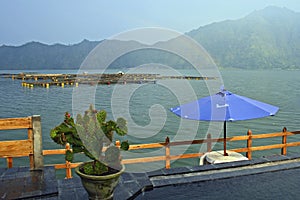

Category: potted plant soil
[50, 105, 129, 200]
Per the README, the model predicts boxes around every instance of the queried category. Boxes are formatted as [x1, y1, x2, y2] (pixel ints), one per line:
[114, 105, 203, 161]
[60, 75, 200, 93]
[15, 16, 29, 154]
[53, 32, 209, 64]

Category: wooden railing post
[28, 118, 34, 169]
[246, 130, 252, 160]
[6, 157, 13, 168]
[65, 143, 72, 179]
[281, 127, 287, 155]
[165, 137, 170, 169]
[32, 115, 44, 170]
[115, 140, 121, 148]
[207, 133, 212, 152]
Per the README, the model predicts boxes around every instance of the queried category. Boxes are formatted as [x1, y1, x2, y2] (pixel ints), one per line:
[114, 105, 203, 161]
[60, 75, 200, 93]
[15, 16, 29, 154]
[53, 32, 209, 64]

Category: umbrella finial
[220, 85, 225, 92]
[218, 85, 227, 96]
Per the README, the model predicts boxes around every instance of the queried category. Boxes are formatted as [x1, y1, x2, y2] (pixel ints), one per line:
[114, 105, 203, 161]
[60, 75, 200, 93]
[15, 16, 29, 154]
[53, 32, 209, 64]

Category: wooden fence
[43, 127, 300, 178]
[0, 116, 43, 169]
[1, 116, 300, 179]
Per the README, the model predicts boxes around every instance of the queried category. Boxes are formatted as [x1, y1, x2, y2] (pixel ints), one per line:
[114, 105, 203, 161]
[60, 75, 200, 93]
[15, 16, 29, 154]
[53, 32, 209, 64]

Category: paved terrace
[1, 154, 300, 199]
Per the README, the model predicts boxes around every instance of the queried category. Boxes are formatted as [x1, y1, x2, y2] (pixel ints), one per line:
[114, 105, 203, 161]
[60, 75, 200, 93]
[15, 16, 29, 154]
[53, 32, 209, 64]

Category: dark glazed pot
[75, 162, 125, 200]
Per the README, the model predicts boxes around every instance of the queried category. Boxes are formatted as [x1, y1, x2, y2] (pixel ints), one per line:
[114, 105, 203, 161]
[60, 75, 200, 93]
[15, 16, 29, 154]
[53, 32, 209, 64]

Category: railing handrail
[2, 118, 300, 179]
[40, 127, 300, 178]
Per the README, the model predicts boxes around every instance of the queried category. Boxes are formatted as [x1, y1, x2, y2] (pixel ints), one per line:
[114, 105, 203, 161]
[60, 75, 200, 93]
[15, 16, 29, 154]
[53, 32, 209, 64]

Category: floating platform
[1, 73, 217, 88]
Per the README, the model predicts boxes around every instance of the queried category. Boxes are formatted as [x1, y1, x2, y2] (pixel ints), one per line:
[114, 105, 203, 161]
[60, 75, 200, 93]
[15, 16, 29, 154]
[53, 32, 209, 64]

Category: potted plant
[50, 105, 129, 200]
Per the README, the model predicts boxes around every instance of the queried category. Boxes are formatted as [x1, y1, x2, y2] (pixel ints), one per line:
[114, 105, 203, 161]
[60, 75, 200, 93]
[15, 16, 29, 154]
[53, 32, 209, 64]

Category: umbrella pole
[224, 121, 228, 156]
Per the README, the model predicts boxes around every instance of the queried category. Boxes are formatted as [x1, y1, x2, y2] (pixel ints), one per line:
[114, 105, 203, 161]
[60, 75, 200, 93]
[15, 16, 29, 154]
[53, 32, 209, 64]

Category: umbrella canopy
[170, 89, 279, 155]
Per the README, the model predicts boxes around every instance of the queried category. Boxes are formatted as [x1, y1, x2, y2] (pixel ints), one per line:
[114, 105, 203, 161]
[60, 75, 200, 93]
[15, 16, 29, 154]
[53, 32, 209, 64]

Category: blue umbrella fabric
[170, 89, 279, 155]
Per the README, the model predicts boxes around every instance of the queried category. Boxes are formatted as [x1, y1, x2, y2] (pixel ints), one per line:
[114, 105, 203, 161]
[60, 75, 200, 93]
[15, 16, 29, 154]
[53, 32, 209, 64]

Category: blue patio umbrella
[170, 89, 279, 156]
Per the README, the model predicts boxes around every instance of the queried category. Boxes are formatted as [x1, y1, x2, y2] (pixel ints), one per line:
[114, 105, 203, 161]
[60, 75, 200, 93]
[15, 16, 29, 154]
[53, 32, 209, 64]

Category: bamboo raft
[0, 73, 216, 88]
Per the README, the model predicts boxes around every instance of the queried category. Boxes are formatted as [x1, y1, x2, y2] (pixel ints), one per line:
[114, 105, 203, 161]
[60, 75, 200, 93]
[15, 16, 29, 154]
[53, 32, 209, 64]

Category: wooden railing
[0, 116, 43, 170]
[42, 143, 77, 178]
[41, 127, 300, 179]
[1, 117, 300, 179]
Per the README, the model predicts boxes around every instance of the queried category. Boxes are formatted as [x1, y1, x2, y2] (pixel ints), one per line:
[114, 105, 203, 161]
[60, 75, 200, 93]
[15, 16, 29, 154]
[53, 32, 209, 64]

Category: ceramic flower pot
[75, 162, 125, 200]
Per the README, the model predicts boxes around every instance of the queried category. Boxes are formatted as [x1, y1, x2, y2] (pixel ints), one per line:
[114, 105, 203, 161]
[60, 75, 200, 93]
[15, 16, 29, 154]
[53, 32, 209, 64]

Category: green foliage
[65, 150, 73, 162]
[120, 141, 130, 151]
[187, 6, 300, 69]
[83, 161, 108, 175]
[50, 105, 129, 175]
[104, 146, 121, 170]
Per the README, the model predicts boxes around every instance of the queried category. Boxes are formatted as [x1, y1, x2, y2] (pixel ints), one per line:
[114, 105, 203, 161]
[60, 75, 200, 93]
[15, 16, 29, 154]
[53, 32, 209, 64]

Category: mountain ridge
[189, 6, 300, 69]
[1, 6, 300, 70]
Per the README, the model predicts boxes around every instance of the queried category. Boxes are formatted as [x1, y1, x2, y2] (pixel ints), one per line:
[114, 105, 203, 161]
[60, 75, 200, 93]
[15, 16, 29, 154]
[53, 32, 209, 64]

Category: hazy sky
[1, 0, 300, 46]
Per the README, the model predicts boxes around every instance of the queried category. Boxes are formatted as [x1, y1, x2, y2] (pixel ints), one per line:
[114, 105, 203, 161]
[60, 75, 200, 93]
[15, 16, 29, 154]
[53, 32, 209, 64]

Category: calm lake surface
[0, 69, 299, 172]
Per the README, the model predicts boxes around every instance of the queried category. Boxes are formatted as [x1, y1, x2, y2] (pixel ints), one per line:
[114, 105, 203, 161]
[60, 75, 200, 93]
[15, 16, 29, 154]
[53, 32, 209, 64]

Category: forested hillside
[188, 6, 300, 69]
[0, 40, 99, 69]
[1, 6, 299, 70]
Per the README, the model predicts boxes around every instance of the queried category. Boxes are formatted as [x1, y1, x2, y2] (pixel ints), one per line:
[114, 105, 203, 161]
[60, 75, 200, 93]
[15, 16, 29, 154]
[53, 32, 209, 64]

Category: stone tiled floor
[138, 167, 300, 199]
[0, 166, 58, 199]
[1, 154, 300, 199]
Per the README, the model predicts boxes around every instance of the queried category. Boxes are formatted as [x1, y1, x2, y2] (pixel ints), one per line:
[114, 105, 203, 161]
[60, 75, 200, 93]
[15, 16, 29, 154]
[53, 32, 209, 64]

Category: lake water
[0, 69, 299, 173]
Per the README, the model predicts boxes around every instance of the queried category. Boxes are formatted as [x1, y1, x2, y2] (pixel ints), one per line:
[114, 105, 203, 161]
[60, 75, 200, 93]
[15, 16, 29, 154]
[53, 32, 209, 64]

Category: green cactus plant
[50, 104, 129, 175]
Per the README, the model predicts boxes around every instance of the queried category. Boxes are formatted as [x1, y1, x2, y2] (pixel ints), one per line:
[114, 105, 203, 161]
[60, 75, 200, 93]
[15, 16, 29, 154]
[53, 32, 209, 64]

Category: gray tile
[161, 167, 190, 175]
[187, 164, 216, 172]
[146, 169, 166, 177]
[249, 157, 269, 164]
[286, 153, 300, 159]
[263, 155, 289, 162]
